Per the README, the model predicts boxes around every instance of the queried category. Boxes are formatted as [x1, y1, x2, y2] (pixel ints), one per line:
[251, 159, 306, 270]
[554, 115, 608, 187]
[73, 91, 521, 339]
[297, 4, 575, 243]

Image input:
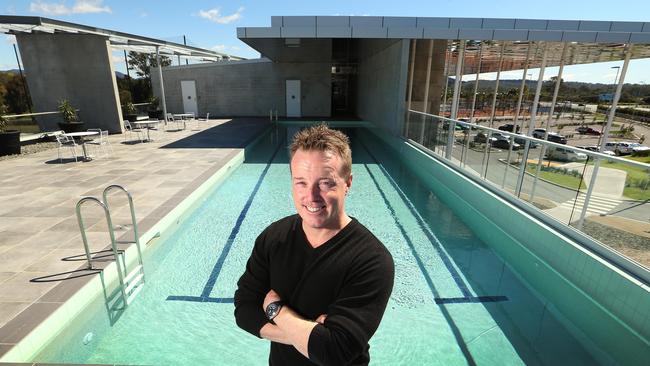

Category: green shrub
[57, 99, 78, 123]
[0, 103, 8, 131]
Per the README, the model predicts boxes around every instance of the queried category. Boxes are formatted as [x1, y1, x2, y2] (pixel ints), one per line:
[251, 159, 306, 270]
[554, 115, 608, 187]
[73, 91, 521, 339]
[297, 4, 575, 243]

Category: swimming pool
[28, 123, 629, 364]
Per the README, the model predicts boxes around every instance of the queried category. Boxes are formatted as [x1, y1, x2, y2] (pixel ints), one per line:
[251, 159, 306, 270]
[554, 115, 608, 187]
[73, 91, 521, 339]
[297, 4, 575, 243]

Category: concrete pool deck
[0, 118, 270, 359]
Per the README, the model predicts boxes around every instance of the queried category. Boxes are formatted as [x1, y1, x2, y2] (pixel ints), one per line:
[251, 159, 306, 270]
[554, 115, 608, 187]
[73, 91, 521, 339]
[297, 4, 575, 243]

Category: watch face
[266, 302, 281, 320]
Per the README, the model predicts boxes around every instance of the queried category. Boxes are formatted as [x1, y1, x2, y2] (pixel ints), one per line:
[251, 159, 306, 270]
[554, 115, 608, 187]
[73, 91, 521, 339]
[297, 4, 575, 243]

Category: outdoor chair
[123, 120, 145, 143]
[87, 129, 113, 157]
[165, 113, 185, 131]
[196, 112, 210, 130]
[55, 134, 78, 163]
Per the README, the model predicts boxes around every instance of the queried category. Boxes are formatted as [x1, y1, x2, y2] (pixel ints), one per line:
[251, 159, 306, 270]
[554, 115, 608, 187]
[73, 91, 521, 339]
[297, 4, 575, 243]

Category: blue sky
[1, 0, 649, 84]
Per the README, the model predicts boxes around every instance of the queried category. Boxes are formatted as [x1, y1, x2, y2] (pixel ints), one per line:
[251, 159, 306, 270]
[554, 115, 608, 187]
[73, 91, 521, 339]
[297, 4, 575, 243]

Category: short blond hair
[289, 124, 352, 178]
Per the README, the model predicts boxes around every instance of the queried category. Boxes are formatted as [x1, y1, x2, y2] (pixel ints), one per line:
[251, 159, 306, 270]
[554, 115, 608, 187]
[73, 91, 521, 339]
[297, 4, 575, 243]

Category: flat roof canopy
[0, 15, 245, 62]
[238, 16, 650, 73]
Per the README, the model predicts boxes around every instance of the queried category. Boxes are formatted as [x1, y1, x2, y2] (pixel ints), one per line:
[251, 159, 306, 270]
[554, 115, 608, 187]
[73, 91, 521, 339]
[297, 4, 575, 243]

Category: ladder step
[124, 264, 143, 284]
[124, 272, 144, 296]
[126, 283, 144, 305]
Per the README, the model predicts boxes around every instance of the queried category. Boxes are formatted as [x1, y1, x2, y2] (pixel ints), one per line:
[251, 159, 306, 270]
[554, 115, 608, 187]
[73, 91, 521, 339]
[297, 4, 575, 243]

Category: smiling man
[234, 124, 394, 366]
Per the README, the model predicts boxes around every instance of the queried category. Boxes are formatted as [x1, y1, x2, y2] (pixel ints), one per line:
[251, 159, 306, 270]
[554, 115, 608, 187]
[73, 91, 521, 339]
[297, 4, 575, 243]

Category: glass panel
[404, 108, 650, 271]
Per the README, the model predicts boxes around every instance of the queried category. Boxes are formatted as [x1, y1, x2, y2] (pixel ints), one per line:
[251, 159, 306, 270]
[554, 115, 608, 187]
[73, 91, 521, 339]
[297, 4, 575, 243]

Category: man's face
[290, 149, 352, 230]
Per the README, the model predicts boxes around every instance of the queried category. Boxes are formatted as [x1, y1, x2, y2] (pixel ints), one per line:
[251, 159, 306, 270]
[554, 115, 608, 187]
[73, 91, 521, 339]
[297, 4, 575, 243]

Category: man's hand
[263, 289, 281, 311]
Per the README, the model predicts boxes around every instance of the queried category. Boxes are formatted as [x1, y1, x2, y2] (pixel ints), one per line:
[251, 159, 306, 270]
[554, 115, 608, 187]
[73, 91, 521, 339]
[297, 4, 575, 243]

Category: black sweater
[234, 215, 394, 366]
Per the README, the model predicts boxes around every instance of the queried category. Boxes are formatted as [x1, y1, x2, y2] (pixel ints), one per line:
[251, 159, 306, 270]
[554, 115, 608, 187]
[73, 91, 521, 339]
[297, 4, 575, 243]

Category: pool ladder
[76, 184, 145, 307]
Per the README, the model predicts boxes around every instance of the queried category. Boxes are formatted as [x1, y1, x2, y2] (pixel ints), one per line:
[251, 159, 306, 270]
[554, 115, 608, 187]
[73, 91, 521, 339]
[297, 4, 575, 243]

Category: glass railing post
[445, 120, 456, 160]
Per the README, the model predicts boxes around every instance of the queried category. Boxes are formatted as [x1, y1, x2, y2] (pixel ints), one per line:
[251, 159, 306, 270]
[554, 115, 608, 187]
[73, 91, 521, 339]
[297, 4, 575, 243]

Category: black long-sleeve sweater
[234, 214, 394, 366]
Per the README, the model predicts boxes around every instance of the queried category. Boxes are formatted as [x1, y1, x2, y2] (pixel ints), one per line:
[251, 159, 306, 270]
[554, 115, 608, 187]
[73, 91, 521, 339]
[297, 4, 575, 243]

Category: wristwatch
[265, 301, 284, 324]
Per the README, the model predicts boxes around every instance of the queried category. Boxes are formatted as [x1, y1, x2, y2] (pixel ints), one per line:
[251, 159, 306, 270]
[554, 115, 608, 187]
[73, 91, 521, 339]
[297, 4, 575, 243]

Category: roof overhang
[237, 16, 650, 72]
[0, 15, 245, 62]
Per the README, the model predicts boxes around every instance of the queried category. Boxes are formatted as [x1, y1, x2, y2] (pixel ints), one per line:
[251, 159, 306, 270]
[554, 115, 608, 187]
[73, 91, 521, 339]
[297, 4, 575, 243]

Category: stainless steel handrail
[75, 196, 128, 303]
[103, 184, 145, 283]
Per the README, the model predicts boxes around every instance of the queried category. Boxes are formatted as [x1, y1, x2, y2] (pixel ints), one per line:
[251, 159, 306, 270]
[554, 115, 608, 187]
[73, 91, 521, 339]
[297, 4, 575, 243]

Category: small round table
[62, 131, 99, 161]
[132, 120, 161, 142]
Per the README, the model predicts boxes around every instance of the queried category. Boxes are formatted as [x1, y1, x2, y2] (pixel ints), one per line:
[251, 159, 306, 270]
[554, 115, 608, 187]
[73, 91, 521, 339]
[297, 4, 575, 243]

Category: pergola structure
[0, 15, 244, 133]
[237, 15, 650, 137]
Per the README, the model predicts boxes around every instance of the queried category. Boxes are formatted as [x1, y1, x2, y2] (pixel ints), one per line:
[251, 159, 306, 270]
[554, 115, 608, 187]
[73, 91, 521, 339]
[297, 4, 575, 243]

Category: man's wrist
[265, 301, 284, 324]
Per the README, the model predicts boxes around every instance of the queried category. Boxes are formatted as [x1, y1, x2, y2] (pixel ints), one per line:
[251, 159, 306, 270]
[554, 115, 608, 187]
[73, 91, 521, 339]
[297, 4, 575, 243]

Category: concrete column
[419, 40, 434, 144]
[404, 39, 417, 137]
[16, 33, 124, 133]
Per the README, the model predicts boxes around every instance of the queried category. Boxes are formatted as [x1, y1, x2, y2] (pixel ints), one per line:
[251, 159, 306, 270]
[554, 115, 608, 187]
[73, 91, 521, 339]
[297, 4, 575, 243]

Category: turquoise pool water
[34, 124, 600, 365]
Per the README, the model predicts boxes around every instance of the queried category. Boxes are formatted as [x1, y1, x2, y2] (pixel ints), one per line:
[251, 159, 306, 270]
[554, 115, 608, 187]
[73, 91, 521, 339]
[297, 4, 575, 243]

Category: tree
[0, 72, 30, 114]
[127, 51, 172, 79]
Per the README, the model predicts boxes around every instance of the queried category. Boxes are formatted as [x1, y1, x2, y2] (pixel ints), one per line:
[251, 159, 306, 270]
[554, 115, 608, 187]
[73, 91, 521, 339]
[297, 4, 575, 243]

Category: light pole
[525, 73, 533, 121]
[610, 66, 621, 110]
[598, 66, 622, 144]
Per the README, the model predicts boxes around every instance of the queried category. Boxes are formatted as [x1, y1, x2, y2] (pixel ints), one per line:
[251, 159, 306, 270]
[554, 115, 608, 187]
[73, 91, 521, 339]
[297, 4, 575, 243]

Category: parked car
[604, 141, 648, 155]
[534, 128, 567, 144]
[532, 128, 547, 139]
[498, 123, 520, 133]
[491, 137, 521, 150]
[533, 128, 567, 143]
[474, 132, 497, 144]
[546, 146, 588, 162]
[630, 143, 650, 154]
[513, 134, 539, 148]
[576, 126, 602, 135]
[546, 132, 568, 144]
[576, 145, 616, 156]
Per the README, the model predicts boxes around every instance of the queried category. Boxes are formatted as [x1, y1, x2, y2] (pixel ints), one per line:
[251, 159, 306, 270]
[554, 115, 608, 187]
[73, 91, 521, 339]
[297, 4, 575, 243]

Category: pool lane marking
[359, 161, 476, 366]
[357, 138, 508, 305]
[167, 134, 285, 303]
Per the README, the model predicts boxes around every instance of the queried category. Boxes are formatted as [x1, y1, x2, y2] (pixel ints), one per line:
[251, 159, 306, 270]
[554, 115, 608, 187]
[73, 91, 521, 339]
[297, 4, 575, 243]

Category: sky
[1, 0, 650, 84]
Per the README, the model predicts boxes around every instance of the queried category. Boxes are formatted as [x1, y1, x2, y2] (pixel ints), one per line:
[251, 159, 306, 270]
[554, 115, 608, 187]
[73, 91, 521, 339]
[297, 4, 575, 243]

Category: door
[181, 80, 198, 115]
[286, 80, 301, 117]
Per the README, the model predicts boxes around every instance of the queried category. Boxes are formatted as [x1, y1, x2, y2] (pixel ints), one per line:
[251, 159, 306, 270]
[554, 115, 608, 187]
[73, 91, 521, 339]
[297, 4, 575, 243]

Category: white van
[546, 146, 588, 162]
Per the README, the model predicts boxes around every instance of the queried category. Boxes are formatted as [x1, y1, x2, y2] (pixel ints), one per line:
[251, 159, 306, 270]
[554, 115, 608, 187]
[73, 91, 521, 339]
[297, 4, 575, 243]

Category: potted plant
[57, 99, 84, 132]
[123, 102, 139, 122]
[0, 103, 21, 156]
[147, 96, 162, 119]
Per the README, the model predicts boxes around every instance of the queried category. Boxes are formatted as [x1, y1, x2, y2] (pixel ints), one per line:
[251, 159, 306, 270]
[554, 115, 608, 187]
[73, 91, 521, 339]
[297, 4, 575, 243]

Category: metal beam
[576, 44, 633, 230]
[529, 42, 569, 202]
[447, 40, 465, 159]
[515, 43, 549, 197]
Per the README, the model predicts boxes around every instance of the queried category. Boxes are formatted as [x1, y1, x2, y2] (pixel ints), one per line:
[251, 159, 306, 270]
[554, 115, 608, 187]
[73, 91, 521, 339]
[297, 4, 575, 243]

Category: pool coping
[0, 126, 272, 363]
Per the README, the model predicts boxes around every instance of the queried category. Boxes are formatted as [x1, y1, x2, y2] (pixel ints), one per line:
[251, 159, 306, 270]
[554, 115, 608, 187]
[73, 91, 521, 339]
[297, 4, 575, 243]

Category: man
[234, 124, 394, 365]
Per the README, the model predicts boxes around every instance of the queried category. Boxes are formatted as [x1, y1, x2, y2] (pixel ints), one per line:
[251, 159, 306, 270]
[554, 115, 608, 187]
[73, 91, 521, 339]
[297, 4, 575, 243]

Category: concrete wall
[16, 33, 123, 133]
[152, 59, 331, 118]
[355, 39, 410, 136]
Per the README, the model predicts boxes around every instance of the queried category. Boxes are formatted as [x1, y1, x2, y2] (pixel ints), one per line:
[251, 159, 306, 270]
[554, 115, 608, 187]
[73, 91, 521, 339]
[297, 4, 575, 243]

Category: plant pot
[58, 122, 86, 133]
[125, 114, 139, 122]
[0, 130, 21, 156]
[148, 110, 163, 119]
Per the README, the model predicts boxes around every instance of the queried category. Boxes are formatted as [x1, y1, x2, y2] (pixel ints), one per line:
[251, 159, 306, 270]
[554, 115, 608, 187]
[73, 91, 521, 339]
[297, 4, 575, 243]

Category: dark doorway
[331, 39, 357, 118]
